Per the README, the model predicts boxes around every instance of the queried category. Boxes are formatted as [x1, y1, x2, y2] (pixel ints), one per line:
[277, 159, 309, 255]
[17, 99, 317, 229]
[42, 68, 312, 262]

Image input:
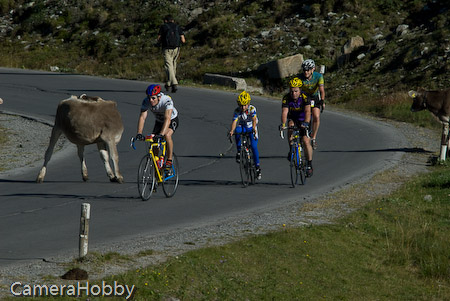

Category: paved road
[0, 68, 404, 267]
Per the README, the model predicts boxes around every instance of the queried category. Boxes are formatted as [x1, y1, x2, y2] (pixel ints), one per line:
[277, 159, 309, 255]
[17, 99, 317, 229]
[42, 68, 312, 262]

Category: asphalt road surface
[0, 68, 404, 267]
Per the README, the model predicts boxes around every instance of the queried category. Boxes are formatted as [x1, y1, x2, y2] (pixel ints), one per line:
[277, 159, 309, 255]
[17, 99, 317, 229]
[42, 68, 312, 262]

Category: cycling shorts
[289, 119, 310, 137]
[310, 94, 323, 109]
[152, 116, 179, 134]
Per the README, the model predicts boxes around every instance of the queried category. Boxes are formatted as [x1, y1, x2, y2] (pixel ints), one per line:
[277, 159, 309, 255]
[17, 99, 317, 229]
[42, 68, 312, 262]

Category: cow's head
[408, 89, 427, 112]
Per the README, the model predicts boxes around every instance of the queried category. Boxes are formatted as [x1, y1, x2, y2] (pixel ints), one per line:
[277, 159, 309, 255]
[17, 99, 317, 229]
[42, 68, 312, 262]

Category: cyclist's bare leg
[311, 107, 321, 140]
[288, 120, 295, 147]
[165, 128, 174, 161]
[302, 136, 313, 161]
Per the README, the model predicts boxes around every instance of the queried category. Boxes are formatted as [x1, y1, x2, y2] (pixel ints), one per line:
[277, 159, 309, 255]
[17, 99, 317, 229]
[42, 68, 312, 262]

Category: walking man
[158, 15, 186, 93]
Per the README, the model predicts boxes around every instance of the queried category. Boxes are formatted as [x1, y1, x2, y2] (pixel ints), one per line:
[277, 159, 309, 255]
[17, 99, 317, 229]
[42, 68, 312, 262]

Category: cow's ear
[408, 90, 417, 98]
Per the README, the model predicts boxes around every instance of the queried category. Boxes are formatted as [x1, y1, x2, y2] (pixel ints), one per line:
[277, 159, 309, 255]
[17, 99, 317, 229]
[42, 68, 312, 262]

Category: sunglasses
[150, 96, 158, 100]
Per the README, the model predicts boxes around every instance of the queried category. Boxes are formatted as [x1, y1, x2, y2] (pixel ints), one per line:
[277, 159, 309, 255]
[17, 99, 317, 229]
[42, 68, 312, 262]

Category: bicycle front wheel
[137, 155, 156, 201]
[299, 146, 306, 185]
[162, 153, 179, 197]
[289, 146, 299, 188]
[239, 148, 251, 187]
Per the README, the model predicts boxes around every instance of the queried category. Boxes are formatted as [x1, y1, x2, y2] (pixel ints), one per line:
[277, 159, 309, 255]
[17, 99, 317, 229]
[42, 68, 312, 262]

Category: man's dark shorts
[152, 116, 179, 134]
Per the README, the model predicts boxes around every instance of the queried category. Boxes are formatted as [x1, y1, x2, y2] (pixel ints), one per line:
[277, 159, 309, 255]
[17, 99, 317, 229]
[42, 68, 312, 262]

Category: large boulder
[259, 54, 304, 79]
[342, 36, 364, 55]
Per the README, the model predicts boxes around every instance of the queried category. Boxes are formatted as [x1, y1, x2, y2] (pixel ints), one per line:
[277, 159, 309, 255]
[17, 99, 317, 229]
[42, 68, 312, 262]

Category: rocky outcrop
[259, 54, 304, 79]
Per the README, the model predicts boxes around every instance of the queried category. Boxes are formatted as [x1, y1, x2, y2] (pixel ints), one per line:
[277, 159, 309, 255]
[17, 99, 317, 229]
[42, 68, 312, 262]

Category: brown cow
[36, 94, 124, 183]
[409, 88, 450, 161]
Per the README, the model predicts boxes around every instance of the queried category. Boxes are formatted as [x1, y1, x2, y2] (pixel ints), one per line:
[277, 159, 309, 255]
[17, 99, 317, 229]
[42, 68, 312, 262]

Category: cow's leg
[96, 142, 118, 182]
[36, 126, 62, 183]
[441, 121, 449, 161]
[77, 145, 89, 181]
[102, 140, 123, 184]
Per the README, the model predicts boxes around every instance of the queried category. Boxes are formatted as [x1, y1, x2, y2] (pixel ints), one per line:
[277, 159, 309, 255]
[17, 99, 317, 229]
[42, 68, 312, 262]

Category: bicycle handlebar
[228, 131, 256, 144]
[130, 134, 165, 150]
[279, 124, 309, 140]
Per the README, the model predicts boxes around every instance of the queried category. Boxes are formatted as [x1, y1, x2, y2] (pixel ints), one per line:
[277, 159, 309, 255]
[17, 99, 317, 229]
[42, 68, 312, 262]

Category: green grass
[107, 167, 449, 300]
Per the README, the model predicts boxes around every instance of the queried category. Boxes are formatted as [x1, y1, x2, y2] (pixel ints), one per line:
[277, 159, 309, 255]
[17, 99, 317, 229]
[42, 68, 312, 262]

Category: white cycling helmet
[302, 59, 315, 71]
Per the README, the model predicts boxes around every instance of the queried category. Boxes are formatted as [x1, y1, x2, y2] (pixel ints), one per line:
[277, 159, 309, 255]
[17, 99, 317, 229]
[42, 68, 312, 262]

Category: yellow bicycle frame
[292, 131, 302, 160]
[145, 137, 167, 183]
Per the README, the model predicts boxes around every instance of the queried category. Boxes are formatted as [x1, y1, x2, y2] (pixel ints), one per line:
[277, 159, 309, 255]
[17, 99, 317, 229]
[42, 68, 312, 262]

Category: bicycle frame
[131, 136, 175, 183]
[229, 131, 256, 187]
[291, 130, 304, 168]
[145, 137, 179, 183]
[280, 126, 307, 187]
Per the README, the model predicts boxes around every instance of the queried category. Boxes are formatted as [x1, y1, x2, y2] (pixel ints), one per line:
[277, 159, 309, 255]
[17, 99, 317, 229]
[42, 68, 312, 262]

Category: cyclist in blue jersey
[229, 91, 261, 180]
[299, 59, 325, 150]
[136, 84, 179, 170]
[280, 77, 313, 177]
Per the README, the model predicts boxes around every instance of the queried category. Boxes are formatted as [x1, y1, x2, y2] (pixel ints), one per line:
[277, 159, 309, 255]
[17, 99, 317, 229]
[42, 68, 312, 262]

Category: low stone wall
[203, 73, 247, 90]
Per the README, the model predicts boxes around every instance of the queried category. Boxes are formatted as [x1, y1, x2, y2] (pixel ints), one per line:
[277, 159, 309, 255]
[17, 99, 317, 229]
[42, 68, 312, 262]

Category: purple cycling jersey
[281, 92, 311, 122]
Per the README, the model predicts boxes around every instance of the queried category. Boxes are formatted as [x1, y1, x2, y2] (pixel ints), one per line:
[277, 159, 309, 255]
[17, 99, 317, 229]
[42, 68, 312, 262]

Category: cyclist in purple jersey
[136, 84, 179, 170]
[280, 77, 313, 177]
[229, 91, 261, 180]
[299, 59, 325, 150]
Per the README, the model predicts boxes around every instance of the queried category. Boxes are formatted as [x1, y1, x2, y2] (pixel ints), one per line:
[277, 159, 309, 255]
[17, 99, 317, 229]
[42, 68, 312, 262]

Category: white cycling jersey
[141, 93, 178, 122]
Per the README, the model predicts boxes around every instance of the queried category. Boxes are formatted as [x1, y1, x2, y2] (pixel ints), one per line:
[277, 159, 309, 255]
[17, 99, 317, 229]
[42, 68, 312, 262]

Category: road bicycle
[280, 126, 307, 187]
[131, 134, 179, 200]
[229, 131, 257, 187]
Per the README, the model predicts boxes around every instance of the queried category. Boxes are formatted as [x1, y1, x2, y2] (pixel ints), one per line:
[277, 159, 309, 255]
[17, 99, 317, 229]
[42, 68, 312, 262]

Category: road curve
[0, 68, 407, 267]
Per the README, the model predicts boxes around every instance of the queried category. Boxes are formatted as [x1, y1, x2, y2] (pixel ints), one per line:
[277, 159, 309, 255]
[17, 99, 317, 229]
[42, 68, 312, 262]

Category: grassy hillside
[0, 0, 448, 125]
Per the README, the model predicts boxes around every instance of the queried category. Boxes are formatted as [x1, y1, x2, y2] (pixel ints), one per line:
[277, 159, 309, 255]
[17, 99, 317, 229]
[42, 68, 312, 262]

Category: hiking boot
[311, 138, 317, 150]
[171, 85, 178, 93]
[235, 152, 240, 163]
[164, 84, 170, 92]
[256, 167, 262, 180]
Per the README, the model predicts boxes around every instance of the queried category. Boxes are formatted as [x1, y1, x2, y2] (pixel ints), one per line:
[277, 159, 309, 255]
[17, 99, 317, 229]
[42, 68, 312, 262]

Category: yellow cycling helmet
[237, 91, 251, 106]
[289, 77, 303, 88]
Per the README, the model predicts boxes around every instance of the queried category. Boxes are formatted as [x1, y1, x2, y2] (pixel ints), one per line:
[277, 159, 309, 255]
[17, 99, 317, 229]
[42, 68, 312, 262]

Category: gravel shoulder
[0, 111, 441, 297]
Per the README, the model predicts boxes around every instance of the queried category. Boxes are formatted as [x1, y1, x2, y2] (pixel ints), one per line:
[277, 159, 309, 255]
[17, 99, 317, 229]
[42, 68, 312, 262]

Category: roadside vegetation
[112, 166, 450, 300]
[1, 0, 449, 299]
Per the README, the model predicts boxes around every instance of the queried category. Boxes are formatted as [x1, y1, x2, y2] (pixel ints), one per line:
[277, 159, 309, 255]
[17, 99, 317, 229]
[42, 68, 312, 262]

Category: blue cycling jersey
[299, 71, 324, 97]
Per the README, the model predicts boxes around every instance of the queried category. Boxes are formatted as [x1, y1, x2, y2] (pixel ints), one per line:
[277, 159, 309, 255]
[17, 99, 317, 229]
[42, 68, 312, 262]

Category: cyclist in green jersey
[299, 59, 325, 150]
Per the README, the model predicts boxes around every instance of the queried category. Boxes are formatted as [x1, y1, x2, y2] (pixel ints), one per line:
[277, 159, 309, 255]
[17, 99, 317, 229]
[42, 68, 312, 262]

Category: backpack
[164, 23, 180, 48]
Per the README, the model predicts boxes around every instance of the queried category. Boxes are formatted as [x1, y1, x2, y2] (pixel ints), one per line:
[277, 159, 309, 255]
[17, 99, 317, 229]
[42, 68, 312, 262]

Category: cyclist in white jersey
[136, 84, 179, 169]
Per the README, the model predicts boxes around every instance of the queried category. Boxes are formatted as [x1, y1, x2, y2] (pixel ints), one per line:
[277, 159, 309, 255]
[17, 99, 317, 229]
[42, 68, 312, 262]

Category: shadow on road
[319, 147, 433, 154]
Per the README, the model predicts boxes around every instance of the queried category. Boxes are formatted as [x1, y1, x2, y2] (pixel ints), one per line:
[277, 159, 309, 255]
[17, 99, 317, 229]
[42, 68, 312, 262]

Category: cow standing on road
[409, 88, 450, 161]
[36, 94, 124, 183]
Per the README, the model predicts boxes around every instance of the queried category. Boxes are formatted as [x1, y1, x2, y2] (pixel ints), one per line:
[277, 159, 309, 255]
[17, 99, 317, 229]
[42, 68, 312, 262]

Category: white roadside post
[319, 65, 325, 74]
[79, 203, 91, 258]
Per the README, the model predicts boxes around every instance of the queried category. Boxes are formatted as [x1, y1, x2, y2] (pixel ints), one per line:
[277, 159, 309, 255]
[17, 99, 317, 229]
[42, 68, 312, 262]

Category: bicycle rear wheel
[137, 154, 156, 201]
[239, 148, 251, 187]
[162, 153, 179, 197]
[289, 146, 299, 188]
[249, 148, 256, 185]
